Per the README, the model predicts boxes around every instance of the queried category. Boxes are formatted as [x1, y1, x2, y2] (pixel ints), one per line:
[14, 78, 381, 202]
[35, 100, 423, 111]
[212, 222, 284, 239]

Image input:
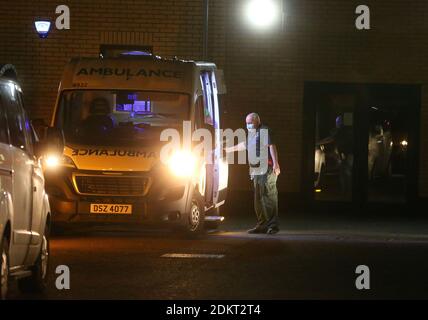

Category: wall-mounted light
[34, 20, 52, 38]
[400, 140, 408, 147]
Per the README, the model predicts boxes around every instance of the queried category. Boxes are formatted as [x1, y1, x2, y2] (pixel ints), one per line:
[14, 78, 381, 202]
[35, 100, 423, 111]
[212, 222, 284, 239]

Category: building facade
[1, 0, 427, 210]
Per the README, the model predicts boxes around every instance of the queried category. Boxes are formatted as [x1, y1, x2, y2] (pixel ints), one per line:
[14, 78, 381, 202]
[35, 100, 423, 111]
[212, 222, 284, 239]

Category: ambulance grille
[74, 175, 149, 196]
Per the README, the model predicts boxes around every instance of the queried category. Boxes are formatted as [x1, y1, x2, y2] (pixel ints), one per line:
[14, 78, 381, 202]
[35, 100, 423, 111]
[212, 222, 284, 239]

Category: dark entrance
[302, 82, 421, 211]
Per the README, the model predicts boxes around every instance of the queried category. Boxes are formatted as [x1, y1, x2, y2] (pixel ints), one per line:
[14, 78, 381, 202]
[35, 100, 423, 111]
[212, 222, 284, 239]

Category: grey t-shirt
[247, 124, 274, 175]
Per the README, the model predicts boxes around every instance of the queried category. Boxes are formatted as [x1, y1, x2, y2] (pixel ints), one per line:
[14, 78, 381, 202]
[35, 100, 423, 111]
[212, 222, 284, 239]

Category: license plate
[90, 204, 132, 215]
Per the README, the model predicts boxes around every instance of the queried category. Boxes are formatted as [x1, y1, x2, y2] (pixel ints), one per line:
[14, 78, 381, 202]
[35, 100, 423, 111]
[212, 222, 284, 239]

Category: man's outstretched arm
[224, 141, 246, 153]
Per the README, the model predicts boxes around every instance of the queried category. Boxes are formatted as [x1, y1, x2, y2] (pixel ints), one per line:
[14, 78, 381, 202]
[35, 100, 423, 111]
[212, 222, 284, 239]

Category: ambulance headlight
[43, 155, 76, 169]
[168, 151, 197, 178]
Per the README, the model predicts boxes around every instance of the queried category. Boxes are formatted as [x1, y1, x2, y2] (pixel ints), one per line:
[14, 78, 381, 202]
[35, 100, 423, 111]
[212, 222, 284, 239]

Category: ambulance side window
[200, 72, 215, 127]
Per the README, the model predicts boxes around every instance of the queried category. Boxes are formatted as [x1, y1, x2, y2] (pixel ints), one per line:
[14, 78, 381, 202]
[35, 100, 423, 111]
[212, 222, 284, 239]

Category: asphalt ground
[7, 214, 428, 300]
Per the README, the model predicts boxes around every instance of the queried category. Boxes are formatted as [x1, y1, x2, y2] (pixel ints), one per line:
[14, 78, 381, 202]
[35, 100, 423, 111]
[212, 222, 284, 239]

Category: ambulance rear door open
[199, 69, 227, 209]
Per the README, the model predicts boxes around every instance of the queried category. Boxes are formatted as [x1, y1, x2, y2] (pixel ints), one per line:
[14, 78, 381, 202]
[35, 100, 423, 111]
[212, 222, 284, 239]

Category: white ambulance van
[42, 54, 228, 234]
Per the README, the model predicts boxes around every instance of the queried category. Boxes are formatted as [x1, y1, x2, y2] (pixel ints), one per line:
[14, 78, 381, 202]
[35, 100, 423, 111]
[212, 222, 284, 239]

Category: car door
[18, 92, 44, 247]
[200, 71, 221, 206]
[2, 83, 33, 267]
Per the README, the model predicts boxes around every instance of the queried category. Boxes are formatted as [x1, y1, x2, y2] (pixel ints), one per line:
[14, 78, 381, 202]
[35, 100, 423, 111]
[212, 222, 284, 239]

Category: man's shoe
[266, 227, 279, 235]
[247, 226, 266, 234]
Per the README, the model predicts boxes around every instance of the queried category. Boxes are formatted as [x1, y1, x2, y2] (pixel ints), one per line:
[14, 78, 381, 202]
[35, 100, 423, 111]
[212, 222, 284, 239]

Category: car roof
[0, 64, 22, 91]
[0, 64, 18, 81]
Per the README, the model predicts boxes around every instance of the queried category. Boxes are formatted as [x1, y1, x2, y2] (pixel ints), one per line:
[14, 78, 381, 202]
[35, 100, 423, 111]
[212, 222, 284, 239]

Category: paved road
[7, 217, 428, 299]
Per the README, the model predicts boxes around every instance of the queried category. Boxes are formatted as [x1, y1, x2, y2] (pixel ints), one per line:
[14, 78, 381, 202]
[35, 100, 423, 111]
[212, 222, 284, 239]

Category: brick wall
[1, 0, 428, 197]
[224, 0, 428, 197]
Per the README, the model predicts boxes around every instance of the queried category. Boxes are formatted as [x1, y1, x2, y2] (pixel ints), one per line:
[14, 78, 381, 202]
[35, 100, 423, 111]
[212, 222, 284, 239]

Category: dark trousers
[252, 168, 279, 230]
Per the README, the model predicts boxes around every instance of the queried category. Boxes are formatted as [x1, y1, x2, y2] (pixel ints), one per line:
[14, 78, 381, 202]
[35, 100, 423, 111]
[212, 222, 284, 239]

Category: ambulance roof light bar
[99, 45, 154, 58]
[121, 51, 152, 57]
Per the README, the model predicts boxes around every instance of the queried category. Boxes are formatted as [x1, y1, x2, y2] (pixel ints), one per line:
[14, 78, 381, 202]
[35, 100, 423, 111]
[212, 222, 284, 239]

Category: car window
[0, 91, 9, 144]
[1, 84, 32, 154]
[18, 92, 35, 154]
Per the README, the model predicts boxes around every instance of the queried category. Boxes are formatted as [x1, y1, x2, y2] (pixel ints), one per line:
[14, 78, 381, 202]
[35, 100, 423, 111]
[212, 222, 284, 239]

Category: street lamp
[244, 0, 282, 30]
[202, 0, 283, 59]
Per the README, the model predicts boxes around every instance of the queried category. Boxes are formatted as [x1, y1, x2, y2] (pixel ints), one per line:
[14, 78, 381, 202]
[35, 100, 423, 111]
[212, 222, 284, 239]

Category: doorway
[302, 82, 420, 209]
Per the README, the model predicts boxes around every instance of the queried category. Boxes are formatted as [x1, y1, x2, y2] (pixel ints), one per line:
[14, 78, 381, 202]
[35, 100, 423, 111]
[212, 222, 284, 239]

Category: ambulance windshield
[56, 90, 189, 146]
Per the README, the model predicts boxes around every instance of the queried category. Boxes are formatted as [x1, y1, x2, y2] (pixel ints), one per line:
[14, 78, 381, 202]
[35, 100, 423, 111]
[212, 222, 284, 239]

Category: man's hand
[273, 163, 281, 176]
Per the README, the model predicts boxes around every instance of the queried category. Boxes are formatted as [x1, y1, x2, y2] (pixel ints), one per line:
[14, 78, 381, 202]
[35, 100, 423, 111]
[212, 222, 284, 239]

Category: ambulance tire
[184, 193, 205, 236]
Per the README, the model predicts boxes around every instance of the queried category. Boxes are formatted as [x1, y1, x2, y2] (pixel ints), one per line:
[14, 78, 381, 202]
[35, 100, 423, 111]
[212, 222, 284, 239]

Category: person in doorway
[317, 114, 353, 196]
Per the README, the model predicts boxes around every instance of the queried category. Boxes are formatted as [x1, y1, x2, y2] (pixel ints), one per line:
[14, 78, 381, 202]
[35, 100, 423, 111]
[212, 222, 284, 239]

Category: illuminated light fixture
[245, 0, 281, 30]
[400, 140, 408, 147]
[43, 154, 76, 169]
[34, 20, 52, 38]
[121, 51, 152, 56]
[315, 189, 322, 193]
[168, 150, 197, 178]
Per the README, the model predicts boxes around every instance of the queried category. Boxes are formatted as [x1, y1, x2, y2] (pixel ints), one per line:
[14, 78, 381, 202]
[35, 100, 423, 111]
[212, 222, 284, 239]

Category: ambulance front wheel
[184, 194, 205, 235]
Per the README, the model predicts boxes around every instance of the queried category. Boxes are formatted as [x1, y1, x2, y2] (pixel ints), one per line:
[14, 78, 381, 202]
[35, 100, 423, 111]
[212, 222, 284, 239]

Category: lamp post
[203, 0, 209, 60]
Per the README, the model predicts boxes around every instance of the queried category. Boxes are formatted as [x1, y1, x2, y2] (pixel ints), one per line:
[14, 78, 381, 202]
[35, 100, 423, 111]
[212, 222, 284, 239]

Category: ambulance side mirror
[47, 127, 65, 155]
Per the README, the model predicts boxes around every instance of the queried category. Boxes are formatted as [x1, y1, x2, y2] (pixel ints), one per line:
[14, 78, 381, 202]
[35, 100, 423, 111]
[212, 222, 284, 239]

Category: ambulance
[42, 53, 228, 234]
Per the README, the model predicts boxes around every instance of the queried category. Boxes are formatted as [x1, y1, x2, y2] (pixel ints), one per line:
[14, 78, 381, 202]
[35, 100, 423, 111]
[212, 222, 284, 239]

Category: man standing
[226, 113, 281, 234]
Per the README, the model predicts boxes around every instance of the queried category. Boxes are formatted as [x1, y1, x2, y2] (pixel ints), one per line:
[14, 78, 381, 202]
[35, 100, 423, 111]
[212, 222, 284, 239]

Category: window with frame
[2, 85, 31, 153]
[18, 92, 34, 155]
[200, 72, 215, 127]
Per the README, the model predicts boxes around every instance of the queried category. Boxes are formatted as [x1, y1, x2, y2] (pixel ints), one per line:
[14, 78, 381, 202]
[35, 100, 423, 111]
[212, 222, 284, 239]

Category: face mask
[246, 123, 255, 130]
